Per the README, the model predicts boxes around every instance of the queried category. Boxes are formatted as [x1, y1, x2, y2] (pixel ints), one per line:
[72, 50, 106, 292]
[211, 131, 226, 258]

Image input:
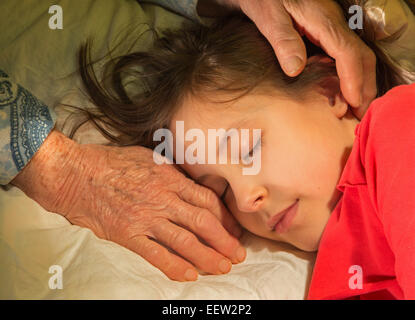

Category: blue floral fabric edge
[0, 69, 57, 185]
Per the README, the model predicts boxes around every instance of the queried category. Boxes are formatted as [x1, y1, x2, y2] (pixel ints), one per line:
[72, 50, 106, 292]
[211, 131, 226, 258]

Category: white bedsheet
[0, 185, 315, 299]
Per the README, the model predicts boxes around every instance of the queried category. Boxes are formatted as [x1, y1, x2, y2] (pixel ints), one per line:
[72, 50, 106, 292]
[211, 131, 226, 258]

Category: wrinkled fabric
[0, 185, 315, 299]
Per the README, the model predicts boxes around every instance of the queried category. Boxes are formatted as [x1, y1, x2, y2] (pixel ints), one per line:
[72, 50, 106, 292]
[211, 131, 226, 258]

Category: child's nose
[237, 187, 268, 212]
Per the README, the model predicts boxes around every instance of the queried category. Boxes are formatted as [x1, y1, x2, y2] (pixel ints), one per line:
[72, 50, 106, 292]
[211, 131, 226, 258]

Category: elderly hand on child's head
[215, 0, 377, 119]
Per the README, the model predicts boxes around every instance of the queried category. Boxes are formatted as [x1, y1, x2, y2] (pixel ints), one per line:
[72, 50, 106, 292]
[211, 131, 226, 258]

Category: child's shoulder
[365, 83, 415, 126]
[358, 83, 415, 163]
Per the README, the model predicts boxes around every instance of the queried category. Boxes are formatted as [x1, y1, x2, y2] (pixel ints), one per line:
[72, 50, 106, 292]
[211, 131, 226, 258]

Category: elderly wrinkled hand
[12, 129, 246, 281]
[216, 0, 377, 119]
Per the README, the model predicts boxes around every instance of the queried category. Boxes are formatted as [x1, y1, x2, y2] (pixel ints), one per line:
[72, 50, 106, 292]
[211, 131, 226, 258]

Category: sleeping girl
[71, 5, 415, 299]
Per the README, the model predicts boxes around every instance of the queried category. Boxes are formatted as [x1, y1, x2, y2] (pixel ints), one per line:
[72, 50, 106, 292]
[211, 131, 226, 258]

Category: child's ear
[317, 75, 349, 119]
[307, 55, 349, 119]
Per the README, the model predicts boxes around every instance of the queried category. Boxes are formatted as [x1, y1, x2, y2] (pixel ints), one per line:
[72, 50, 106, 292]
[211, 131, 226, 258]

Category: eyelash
[221, 132, 264, 200]
[243, 131, 264, 161]
[220, 183, 229, 200]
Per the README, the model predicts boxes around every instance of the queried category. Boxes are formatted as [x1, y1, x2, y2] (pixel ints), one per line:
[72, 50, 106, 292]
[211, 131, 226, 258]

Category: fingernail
[219, 259, 232, 274]
[236, 246, 246, 263]
[284, 56, 303, 76]
[184, 269, 198, 281]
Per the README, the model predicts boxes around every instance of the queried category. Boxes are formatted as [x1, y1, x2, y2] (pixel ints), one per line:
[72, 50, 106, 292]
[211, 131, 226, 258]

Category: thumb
[240, 0, 307, 76]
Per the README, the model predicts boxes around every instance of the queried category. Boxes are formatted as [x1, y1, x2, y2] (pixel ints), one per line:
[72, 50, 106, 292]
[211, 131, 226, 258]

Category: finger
[179, 181, 243, 239]
[280, 0, 377, 112]
[151, 221, 233, 275]
[336, 40, 377, 114]
[128, 235, 198, 282]
[358, 47, 377, 116]
[334, 39, 365, 108]
[241, 0, 307, 76]
[310, 17, 376, 109]
[170, 199, 246, 264]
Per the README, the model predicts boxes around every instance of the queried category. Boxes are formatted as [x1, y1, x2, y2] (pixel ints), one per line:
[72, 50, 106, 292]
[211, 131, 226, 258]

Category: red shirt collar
[336, 123, 366, 192]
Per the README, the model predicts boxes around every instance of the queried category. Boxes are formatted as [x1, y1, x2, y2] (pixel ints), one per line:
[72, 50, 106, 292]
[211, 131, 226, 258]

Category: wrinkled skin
[12, 130, 246, 281]
[216, 0, 377, 118]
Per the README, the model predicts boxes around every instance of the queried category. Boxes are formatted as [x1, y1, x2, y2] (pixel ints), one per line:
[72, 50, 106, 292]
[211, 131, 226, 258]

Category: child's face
[170, 89, 359, 252]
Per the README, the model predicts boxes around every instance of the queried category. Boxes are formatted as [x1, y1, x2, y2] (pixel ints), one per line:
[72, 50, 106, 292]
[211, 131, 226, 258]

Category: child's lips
[267, 200, 300, 233]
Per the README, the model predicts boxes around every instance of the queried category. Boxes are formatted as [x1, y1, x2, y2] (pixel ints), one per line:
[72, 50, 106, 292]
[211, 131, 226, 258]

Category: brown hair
[67, 3, 414, 148]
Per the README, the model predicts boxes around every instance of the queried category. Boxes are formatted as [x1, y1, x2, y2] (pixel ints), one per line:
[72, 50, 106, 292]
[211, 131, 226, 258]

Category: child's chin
[288, 236, 321, 252]
[298, 243, 319, 252]
[264, 232, 320, 252]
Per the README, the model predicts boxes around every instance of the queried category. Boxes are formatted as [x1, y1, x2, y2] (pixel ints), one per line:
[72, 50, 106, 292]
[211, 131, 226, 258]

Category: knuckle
[134, 237, 162, 259]
[162, 259, 177, 276]
[269, 28, 299, 46]
[204, 188, 218, 206]
[193, 211, 210, 231]
[137, 240, 181, 279]
[182, 178, 196, 193]
[138, 238, 156, 254]
[160, 261, 182, 281]
[324, 18, 347, 48]
[255, 11, 298, 45]
[189, 183, 218, 208]
[146, 245, 162, 259]
[172, 231, 196, 248]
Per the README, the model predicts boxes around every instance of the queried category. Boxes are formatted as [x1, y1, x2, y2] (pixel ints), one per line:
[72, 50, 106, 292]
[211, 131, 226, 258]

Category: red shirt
[307, 84, 415, 300]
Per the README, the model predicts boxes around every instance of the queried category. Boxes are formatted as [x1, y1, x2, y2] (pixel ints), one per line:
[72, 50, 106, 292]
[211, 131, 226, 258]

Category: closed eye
[243, 131, 264, 162]
[221, 183, 230, 200]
